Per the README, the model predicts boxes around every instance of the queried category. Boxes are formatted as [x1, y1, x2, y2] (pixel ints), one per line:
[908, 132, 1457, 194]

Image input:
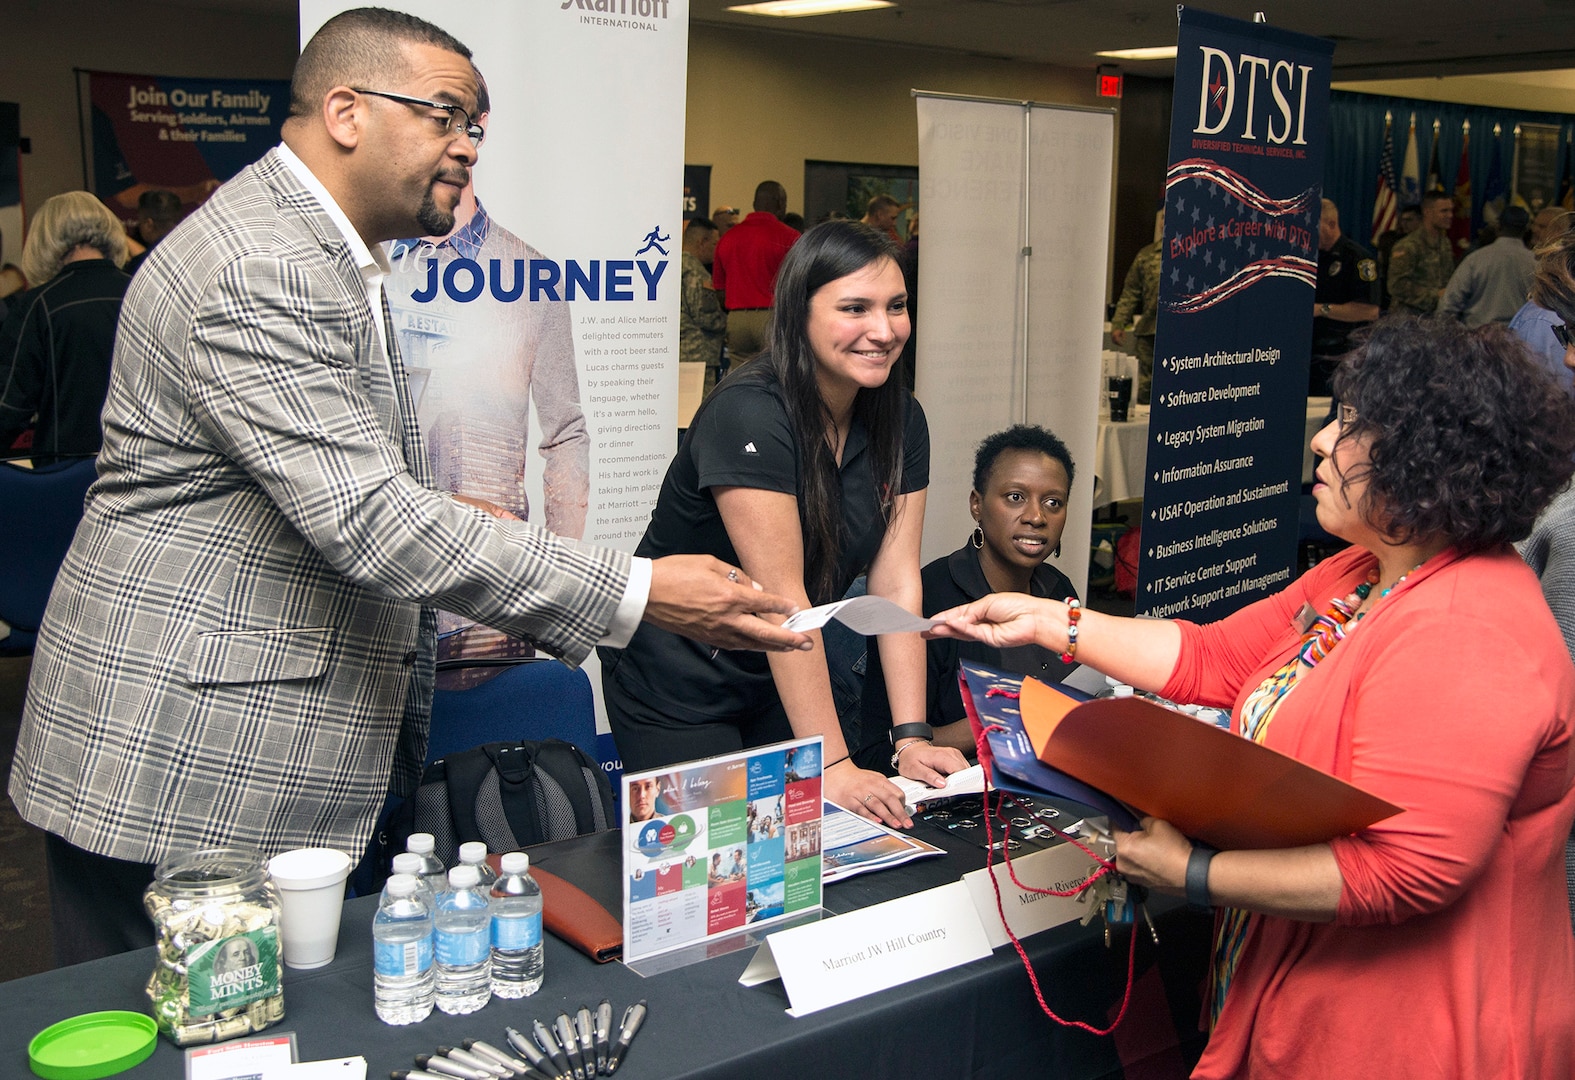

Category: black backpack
[386, 739, 615, 871]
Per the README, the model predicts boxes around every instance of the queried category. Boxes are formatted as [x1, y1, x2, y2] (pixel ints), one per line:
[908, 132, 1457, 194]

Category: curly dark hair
[1330, 318, 1575, 553]
[972, 425, 1076, 493]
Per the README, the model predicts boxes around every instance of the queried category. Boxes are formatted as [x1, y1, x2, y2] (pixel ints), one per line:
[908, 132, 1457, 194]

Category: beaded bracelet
[1061, 597, 1081, 664]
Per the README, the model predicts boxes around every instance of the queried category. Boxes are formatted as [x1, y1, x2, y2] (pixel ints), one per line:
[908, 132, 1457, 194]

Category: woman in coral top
[933, 318, 1575, 1078]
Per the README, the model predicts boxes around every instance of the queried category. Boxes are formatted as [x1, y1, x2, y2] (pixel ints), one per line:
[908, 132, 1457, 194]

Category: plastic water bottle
[391, 852, 437, 909]
[458, 841, 498, 890]
[372, 873, 435, 1025]
[489, 851, 544, 999]
[434, 865, 491, 1014]
[405, 833, 448, 894]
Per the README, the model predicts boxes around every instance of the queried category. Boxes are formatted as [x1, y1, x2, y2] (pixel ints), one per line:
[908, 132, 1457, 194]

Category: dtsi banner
[299, 2, 687, 770]
[80, 72, 290, 221]
[1138, 8, 1332, 622]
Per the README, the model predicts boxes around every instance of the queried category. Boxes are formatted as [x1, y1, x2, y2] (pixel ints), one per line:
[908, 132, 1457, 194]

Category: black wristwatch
[889, 722, 934, 770]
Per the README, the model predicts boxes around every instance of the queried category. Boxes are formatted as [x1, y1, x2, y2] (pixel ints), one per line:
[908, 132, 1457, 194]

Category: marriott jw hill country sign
[1138, 8, 1333, 622]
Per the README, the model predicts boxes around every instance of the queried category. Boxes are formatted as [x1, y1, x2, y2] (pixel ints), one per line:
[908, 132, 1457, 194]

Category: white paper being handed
[781, 594, 940, 635]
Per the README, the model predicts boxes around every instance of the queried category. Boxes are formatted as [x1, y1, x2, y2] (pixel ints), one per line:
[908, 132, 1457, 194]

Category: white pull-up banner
[300, 0, 688, 776]
[914, 94, 1114, 594]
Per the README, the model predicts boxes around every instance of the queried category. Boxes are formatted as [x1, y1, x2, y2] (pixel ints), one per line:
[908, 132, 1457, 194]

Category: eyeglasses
[1553, 322, 1573, 349]
[352, 88, 484, 145]
[1337, 402, 1358, 430]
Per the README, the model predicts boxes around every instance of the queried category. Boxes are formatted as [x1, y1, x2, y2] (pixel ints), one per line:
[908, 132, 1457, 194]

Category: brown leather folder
[1018, 676, 1403, 850]
[491, 829, 624, 963]
[533, 866, 623, 963]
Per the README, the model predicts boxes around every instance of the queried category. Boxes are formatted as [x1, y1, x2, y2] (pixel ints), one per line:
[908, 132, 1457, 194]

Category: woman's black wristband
[823, 753, 850, 770]
[1185, 844, 1217, 910]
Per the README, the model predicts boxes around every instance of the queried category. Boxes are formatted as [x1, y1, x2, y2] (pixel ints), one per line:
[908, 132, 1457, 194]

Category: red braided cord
[977, 726, 1138, 1035]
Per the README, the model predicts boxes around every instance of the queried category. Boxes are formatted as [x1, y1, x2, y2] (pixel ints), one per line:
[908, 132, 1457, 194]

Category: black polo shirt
[855, 542, 1077, 769]
[610, 364, 929, 722]
[1312, 234, 1380, 359]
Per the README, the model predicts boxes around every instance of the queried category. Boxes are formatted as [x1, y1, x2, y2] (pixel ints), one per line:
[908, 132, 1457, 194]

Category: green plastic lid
[28, 1011, 157, 1079]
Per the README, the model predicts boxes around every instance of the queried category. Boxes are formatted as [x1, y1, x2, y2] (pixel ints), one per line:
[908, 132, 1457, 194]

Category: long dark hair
[761, 220, 908, 604]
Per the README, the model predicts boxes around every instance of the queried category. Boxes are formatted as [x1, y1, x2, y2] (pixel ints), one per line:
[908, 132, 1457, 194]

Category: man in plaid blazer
[10, 8, 807, 964]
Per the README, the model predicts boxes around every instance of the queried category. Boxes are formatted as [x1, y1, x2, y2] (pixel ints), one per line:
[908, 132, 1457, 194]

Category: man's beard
[416, 189, 455, 237]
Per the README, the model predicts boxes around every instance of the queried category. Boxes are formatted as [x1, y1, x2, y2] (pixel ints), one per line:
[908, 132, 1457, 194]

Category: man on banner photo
[387, 76, 592, 670]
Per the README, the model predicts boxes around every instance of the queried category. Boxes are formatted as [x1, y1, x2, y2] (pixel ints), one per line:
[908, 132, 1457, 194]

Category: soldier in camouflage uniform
[680, 217, 728, 396]
[1112, 238, 1163, 404]
[1386, 190, 1456, 316]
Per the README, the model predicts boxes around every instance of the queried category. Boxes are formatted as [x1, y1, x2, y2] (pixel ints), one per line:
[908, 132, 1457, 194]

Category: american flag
[1371, 114, 1399, 242]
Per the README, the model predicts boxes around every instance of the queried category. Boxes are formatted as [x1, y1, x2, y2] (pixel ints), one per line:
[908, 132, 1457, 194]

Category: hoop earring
[971, 526, 984, 549]
[1053, 542, 1061, 558]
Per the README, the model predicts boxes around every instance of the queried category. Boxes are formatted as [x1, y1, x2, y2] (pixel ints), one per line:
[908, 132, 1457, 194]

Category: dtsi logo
[1193, 46, 1313, 146]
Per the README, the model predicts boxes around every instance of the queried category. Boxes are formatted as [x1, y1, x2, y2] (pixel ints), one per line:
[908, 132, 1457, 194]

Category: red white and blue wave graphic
[1162, 159, 1319, 314]
[1169, 256, 1316, 314]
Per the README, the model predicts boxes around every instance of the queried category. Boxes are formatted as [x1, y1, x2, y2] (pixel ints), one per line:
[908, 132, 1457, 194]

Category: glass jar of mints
[143, 847, 286, 1045]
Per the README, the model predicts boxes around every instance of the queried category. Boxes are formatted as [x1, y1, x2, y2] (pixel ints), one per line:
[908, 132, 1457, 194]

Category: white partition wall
[915, 93, 1113, 595]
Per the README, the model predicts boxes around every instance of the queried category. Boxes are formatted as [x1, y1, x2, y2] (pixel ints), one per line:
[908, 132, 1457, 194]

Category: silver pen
[605, 1000, 648, 1075]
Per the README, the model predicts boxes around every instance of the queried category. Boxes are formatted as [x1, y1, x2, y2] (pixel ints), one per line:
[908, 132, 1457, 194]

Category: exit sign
[1098, 71, 1123, 98]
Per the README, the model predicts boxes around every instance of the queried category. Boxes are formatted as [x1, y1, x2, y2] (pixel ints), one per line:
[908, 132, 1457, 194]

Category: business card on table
[782, 595, 939, 635]
[186, 1033, 296, 1080]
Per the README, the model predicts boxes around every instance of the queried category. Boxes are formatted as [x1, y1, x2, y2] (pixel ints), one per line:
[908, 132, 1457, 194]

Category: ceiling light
[727, 0, 896, 17]
[1094, 46, 1178, 61]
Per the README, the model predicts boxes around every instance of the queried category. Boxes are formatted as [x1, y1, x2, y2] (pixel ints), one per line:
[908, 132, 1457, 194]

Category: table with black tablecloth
[3, 818, 1211, 1080]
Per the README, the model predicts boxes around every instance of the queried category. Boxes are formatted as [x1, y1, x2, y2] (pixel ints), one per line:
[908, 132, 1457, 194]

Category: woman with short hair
[0, 191, 132, 459]
[933, 318, 1575, 1077]
[854, 423, 1079, 769]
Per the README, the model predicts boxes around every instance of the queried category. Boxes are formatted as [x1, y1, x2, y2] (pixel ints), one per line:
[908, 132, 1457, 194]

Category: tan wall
[6, 10, 1113, 241]
[686, 22, 1105, 215]
[1333, 74, 1575, 114]
[1, 0, 297, 224]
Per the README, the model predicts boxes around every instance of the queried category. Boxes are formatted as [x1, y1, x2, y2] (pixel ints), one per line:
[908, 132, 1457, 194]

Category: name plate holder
[959, 840, 1104, 949]
[739, 881, 992, 1016]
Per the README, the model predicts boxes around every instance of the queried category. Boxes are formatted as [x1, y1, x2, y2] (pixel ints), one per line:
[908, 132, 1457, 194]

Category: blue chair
[425, 657, 598, 765]
[0, 456, 98, 654]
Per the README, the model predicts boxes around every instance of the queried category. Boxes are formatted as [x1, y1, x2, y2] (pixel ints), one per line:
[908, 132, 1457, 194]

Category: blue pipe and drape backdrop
[1324, 89, 1573, 251]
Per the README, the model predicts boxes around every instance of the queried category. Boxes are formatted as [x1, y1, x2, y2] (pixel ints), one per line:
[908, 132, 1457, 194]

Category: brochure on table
[621, 737, 825, 972]
[821, 802, 945, 884]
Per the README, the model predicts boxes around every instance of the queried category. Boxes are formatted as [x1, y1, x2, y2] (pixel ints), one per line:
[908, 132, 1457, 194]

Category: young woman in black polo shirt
[600, 221, 967, 827]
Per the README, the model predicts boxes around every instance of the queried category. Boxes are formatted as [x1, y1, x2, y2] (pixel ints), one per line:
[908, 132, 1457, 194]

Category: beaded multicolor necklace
[1297, 563, 1418, 668]
[1239, 561, 1422, 743]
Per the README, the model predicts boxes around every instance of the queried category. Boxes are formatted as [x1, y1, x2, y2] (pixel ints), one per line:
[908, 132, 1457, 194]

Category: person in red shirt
[711, 180, 800, 364]
[932, 318, 1575, 1078]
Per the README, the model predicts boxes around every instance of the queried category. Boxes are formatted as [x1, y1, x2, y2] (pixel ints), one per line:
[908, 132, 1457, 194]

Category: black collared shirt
[1312, 234, 1380, 358]
[611, 364, 929, 721]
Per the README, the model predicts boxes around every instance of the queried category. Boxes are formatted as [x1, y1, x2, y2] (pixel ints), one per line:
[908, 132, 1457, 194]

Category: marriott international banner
[300, 1, 687, 763]
[1138, 8, 1333, 621]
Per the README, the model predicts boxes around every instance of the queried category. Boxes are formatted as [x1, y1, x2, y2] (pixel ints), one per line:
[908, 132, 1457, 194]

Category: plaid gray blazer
[9, 149, 630, 864]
